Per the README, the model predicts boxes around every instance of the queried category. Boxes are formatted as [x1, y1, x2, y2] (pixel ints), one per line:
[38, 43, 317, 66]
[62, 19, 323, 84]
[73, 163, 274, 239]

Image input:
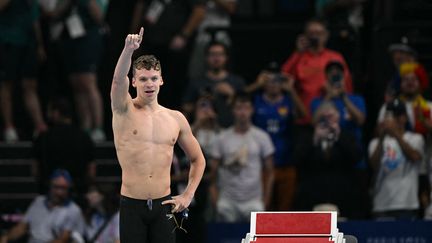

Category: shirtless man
[111, 27, 206, 243]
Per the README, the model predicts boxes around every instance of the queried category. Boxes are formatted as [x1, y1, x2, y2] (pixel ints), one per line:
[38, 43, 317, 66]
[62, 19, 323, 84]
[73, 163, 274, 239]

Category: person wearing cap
[369, 99, 424, 220]
[311, 60, 366, 145]
[0, 169, 85, 243]
[387, 42, 429, 95]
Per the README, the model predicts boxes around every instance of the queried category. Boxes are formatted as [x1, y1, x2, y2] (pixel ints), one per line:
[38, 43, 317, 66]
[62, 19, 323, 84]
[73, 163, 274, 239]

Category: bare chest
[114, 111, 179, 146]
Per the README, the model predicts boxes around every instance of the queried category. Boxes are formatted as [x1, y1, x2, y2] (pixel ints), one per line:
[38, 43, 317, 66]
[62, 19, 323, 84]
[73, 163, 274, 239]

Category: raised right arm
[111, 27, 143, 113]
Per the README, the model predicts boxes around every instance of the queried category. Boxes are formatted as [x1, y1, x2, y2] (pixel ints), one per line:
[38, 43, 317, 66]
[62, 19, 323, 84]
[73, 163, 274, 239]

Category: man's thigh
[148, 203, 176, 243]
[119, 197, 147, 242]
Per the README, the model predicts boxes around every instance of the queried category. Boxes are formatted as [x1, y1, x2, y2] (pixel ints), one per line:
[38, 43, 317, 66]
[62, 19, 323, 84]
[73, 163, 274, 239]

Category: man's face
[233, 101, 253, 124]
[132, 68, 163, 101]
[400, 72, 420, 96]
[391, 51, 415, 67]
[326, 67, 344, 87]
[317, 107, 340, 126]
[206, 45, 227, 71]
[264, 73, 283, 96]
[49, 176, 70, 205]
[305, 22, 328, 49]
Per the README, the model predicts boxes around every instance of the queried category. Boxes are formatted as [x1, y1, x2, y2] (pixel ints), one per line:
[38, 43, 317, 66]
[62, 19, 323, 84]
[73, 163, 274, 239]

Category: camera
[330, 73, 343, 88]
[308, 37, 320, 48]
[271, 73, 286, 83]
[318, 116, 337, 144]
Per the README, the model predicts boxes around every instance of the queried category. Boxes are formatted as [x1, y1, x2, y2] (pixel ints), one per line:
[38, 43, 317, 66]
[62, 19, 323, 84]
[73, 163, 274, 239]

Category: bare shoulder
[164, 108, 190, 129]
[164, 108, 187, 121]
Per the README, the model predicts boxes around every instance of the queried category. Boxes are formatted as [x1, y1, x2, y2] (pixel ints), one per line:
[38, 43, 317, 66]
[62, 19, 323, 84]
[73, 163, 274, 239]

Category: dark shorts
[0, 42, 38, 82]
[120, 195, 176, 243]
[62, 28, 103, 74]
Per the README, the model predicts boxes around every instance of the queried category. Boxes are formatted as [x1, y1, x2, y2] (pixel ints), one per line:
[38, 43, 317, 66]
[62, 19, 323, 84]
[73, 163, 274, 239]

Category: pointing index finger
[139, 27, 144, 38]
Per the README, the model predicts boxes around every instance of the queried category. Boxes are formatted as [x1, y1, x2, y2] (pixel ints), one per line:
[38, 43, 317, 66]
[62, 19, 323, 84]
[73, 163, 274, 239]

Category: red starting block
[242, 212, 347, 243]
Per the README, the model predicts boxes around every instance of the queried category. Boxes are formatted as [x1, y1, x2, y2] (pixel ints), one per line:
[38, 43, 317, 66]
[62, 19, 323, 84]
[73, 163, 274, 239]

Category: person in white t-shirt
[369, 99, 424, 219]
[377, 67, 432, 217]
[209, 93, 275, 223]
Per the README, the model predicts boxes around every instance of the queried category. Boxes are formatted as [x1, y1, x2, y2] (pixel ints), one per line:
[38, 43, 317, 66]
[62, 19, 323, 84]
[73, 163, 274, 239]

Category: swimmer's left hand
[162, 194, 192, 213]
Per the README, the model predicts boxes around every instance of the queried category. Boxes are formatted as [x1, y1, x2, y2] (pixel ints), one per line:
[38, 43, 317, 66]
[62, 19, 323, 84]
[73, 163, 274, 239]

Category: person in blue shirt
[310, 60, 368, 218]
[311, 60, 366, 151]
[251, 62, 306, 211]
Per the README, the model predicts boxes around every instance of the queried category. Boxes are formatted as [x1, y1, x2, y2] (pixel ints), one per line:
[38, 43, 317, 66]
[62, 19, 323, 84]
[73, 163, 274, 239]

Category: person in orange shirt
[281, 18, 353, 124]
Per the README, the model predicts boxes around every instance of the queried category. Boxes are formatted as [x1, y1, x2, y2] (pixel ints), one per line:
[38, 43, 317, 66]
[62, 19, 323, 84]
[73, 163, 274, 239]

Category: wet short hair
[133, 55, 161, 76]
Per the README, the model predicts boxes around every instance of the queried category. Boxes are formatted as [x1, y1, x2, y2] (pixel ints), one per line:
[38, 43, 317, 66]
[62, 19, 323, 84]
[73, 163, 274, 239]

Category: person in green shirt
[40, 0, 109, 142]
[0, 0, 47, 142]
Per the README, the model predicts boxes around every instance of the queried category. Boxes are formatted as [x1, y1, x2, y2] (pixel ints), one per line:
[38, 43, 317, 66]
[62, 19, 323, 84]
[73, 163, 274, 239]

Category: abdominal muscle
[116, 141, 174, 200]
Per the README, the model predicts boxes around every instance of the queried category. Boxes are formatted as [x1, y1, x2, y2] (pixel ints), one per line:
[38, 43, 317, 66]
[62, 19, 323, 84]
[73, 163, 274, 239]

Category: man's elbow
[192, 154, 206, 168]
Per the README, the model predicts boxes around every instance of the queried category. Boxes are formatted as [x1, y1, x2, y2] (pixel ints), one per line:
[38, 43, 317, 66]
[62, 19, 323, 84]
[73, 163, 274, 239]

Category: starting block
[242, 212, 349, 243]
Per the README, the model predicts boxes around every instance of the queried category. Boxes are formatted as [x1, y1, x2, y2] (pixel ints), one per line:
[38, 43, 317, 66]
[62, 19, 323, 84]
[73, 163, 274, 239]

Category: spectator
[379, 66, 432, 139]
[183, 41, 246, 127]
[311, 60, 365, 149]
[281, 18, 353, 124]
[0, 0, 47, 142]
[294, 102, 360, 218]
[33, 97, 95, 194]
[387, 42, 429, 99]
[83, 184, 120, 243]
[130, 0, 207, 108]
[192, 95, 222, 156]
[249, 62, 306, 211]
[40, 0, 109, 142]
[188, 0, 237, 80]
[209, 93, 274, 222]
[311, 60, 368, 216]
[378, 67, 432, 216]
[0, 169, 85, 243]
[369, 99, 424, 220]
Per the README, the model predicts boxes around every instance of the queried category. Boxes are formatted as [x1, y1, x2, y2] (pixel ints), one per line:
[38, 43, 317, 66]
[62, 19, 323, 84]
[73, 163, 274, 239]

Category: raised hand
[125, 27, 144, 51]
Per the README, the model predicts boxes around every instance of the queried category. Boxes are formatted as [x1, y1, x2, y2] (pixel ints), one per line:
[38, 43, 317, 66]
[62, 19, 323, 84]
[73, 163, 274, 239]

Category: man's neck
[135, 97, 160, 111]
[207, 69, 228, 80]
[234, 122, 251, 134]
[309, 46, 325, 54]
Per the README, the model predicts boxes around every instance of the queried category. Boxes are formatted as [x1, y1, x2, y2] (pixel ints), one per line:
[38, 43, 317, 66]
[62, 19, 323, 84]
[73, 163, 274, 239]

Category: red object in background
[255, 212, 333, 235]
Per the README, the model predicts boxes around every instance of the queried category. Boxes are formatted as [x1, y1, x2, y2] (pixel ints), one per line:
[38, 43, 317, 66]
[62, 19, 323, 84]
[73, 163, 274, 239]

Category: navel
[133, 129, 138, 135]
[149, 174, 153, 179]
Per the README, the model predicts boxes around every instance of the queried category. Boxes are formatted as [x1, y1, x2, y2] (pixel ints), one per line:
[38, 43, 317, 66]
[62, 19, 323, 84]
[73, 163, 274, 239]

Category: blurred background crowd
[2, 0, 432, 242]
